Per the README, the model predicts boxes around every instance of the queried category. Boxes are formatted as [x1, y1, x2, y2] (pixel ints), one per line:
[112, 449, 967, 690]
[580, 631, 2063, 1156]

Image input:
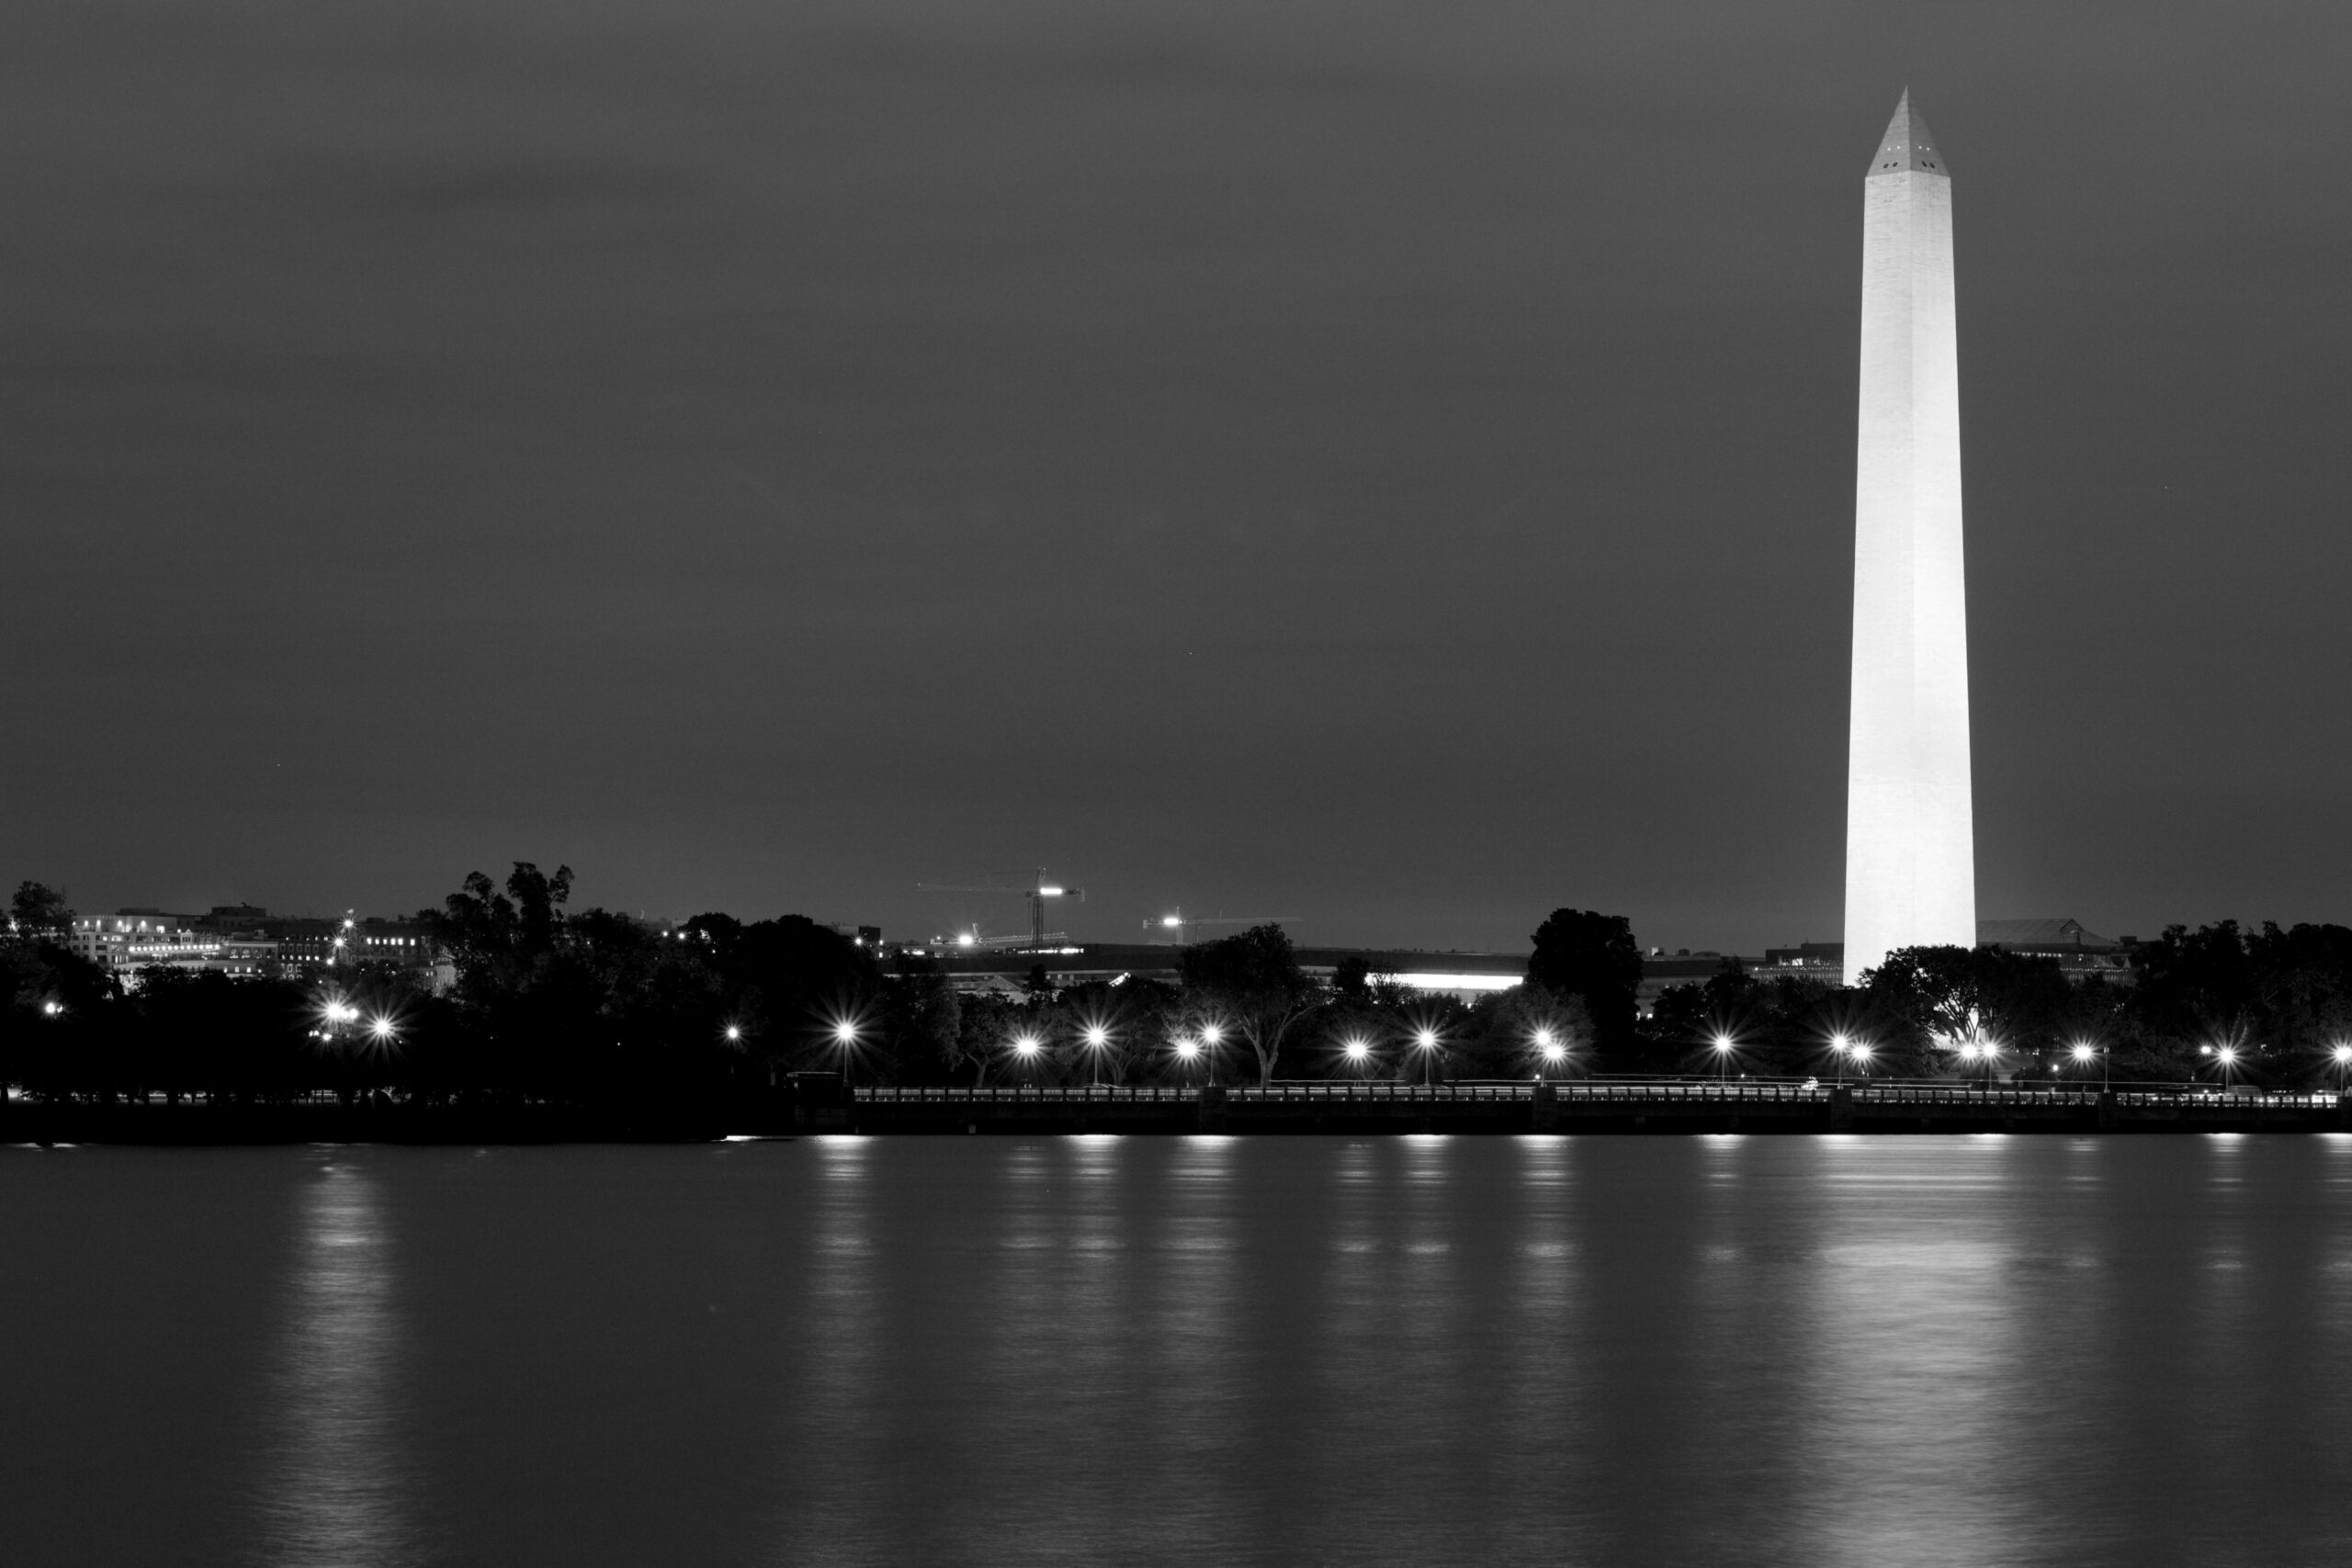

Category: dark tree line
[1631, 919, 2352, 1087]
[9, 876, 2352, 1101]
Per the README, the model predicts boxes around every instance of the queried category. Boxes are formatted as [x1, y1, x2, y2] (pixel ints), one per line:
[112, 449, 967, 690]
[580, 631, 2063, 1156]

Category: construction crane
[917, 869, 1085, 950]
[1147, 909, 1298, 945]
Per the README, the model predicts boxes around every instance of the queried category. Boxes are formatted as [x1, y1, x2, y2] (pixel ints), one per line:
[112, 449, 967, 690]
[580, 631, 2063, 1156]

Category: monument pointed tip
[1868, 89, 1948, 179]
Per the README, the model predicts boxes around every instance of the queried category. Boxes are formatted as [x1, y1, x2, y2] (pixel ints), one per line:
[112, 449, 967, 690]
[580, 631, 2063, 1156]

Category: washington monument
[1842, 91, 1975, 986]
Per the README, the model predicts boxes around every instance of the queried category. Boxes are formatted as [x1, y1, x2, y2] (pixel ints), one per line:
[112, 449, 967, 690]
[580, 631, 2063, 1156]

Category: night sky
[5, 0, 2346, 953]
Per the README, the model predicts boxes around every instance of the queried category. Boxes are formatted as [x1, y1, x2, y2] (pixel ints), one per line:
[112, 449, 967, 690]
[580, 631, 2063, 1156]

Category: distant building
[1747, 919, 2131, 986]
[1636, 952, 1753, 1015]
[913, 942, 1528, 1002]
[1976, 918, 2131, 981]
[69, 913, 277, 983]
[68, 905, 446, 987]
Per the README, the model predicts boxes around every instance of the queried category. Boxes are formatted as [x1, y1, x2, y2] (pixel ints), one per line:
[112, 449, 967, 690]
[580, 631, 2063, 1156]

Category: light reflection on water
[259, 1159, 420, 1568]
[12, 1136, 2352, 1566]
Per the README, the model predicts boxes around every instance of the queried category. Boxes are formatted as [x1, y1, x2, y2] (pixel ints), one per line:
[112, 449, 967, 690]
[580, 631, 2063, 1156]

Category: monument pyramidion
[1842, 90, 1976, 986]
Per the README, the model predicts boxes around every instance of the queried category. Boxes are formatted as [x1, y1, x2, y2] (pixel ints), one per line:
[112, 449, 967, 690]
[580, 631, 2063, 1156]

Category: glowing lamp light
[2334, 1044, 2352, 1066]
[725, 1025, 743, 1042]
[1849, 1043, 1874, 1062]
[1343, 1038, 1371, 1063]
[2216, 1046, 2240, 1066]
[1960, 1043, 1983, 1062]
[1161, 915, 1182, 928]
[2199, 1045, 2214, 1056]
[1174, 1038, 1202, 1061]
[1012, 1033, 1043, 1057]
[1038, 886, 1064, 897]
[368, 1017, 396, 1042]
[832, 1021, 859, 1045]
[41, 1000, 62, 1018]
[1415, 1029, 1439, 1050]
[1540, 1043, 1567, 1065]
[1200, 1023, 1225, 1046]
[1830, 1032, 1850, 1054]
[1085, 1025, 1110, 1048]
[956, 932, 977, 949]
[2072, 1043, 2097, 1064]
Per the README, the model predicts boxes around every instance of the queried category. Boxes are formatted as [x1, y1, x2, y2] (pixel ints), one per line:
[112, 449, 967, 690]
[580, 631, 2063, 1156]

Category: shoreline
[7, 1081, 2349, 1143]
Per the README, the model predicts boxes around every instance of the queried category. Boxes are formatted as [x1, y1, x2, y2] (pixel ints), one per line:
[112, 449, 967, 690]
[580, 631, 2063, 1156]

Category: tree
[9, 882, 72, 939]
[1862, 945, 2076, 1075]
[2128, 921, 2352, 1084]
[1180, 924, 1317, 1087]
[1527, 909, 1643, 1060]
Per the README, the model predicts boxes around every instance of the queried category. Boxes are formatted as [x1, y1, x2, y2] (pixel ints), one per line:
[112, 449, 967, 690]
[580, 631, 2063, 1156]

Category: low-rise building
[68, 912, 279, 982]
[1745, 919, 2132, 987]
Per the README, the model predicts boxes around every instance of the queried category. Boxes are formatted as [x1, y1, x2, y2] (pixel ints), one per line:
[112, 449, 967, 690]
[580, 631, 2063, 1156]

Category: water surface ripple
[6, 1135, 2351, 1566]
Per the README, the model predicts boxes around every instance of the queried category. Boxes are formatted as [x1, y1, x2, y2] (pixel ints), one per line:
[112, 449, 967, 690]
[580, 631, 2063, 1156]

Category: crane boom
[916, 868, 1084, 949]
[1148, 910, 1298, 945]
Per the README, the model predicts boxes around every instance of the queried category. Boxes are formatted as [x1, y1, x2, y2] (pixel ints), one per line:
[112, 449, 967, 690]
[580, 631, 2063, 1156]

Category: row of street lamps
[710, 1010, 2352, 1092]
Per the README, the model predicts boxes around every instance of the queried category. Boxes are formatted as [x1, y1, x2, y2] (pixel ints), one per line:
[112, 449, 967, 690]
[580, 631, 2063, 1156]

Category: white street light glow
[832, 1021, 858, 1044]
[1013, 1034, 1042, 1055]
[2072, 1043, 2096, 1063]
[1200, 1023, 1224, 1045]
[1343, 1039, 1370, 1062]
[725, 1025, 742, 1042]
[1415, 1030, 1438, 1049]
[1084, 1025, 1110, 1047]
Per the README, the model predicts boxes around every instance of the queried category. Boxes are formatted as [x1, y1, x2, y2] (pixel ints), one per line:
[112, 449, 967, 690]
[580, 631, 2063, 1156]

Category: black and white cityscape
[6, 3, 2351, 1564]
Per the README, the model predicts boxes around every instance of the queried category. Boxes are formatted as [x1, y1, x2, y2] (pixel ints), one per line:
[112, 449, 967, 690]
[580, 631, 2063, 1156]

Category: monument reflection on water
[7, 1136, 2352, 1566]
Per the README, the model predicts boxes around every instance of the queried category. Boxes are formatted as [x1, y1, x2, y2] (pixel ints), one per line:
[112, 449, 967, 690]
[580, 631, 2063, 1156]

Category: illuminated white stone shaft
[1842, 91, 1974, 986]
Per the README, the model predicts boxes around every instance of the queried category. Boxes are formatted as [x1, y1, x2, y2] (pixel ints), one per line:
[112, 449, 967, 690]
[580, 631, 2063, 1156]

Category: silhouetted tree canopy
[1527, 908, 1642, 1061]
[1179, 924, 1317, 1086]
[14, 874, 2352, 1103]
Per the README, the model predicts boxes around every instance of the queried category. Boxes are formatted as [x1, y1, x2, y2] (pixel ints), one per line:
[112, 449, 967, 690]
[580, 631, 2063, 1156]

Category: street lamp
[1082, 1022, 1112, 1085]
[2070, 1041, 2109, 1091]
[1709, 1032, 1736, 1087]
[724, 1024, 743, 1043]
[1341, 1036, 1373, 1076]
[1532, 1027, 1566, 1081]
[1413, 1027, 1441, 1088]
[2214, 1044, 2240, 1089]
[1011, 1032, 1044, 1082]
[1172, 1035, 1204, 1085]
[2333, 1043, 2352, 1092]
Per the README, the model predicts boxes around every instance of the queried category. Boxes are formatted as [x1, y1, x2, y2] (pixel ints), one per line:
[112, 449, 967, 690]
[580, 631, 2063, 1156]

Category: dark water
[7, 1134, 2352, 1566]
